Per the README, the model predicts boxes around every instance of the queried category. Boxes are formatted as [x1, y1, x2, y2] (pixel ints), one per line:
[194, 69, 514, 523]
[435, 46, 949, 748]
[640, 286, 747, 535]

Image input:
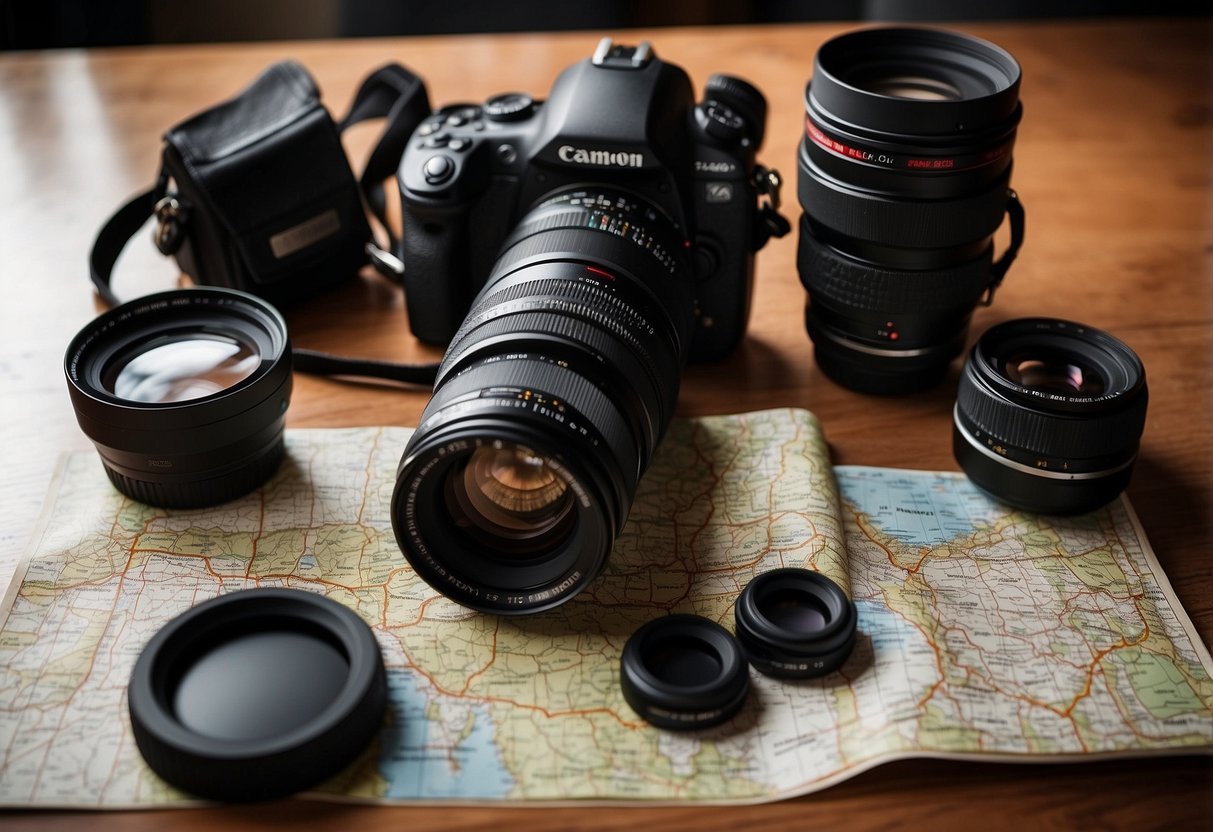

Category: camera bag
[89, 59, 442, 385]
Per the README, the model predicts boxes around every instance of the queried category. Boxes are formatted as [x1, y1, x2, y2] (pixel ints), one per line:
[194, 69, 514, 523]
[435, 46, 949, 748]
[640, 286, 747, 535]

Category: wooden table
[1, 16, 1210, 831]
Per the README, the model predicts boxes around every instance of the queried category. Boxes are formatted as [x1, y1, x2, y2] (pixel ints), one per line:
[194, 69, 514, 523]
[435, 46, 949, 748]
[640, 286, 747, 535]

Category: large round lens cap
[620, 614, 750, 730]
[127, 588, 387, 802]
[734, 568, 858, 679]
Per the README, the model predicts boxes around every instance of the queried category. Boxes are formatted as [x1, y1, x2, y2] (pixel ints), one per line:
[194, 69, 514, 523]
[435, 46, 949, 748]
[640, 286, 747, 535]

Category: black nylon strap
[292, 348, 437, 386]
[339, 63, 430, 267]
[87, 63, 438, 388]
[88, 184, 162, 308]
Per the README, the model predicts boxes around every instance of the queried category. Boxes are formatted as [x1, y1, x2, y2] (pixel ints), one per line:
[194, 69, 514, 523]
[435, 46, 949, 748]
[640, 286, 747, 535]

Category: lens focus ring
[798, 218, 994, 313]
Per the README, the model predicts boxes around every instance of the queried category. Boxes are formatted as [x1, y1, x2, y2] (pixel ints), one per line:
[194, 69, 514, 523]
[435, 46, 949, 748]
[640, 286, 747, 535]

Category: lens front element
[105, 334, 261, 404]
[448, 443, 576, 555]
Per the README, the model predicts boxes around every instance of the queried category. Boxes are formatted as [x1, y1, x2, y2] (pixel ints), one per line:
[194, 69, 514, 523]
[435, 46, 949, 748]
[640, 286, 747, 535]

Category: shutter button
[423, 155, 455, 185]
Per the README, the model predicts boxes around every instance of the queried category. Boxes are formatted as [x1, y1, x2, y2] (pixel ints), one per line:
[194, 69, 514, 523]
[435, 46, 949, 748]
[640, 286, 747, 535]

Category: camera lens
[392, 188, 694, 614]
[797, 27, 1024, 393]
[65, 288, 292, 508]
[620, 614, 750, 730]
[954, 318, 1148, 515]
[733, 568, 857, 679]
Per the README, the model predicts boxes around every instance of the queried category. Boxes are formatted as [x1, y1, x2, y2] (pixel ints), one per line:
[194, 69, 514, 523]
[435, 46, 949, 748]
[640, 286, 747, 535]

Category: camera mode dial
[485, 93, 535, 122]
[703, 74, 767, 149]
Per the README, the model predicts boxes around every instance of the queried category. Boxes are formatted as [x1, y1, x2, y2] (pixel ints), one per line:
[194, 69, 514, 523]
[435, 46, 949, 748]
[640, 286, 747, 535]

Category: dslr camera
[391, 39, 787, 614]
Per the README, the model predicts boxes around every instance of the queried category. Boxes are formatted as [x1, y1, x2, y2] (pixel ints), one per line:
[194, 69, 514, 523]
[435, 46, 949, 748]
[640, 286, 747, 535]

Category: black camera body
[398, 39, 782, 360]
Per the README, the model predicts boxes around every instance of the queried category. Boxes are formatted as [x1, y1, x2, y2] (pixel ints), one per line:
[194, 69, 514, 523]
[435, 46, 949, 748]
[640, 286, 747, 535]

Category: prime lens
[391, 189, 693, 614]
[954, 318, 1148, 515]
[798, 27, 1025, 393]
[65, 289, 292, 508]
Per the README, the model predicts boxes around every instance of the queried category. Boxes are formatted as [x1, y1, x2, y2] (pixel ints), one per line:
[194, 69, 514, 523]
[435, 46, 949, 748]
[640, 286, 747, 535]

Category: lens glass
[105, 334, 260, 403]
[762, 587, 830, 633]
[852, 72, 962, 101]
[447, 443, 575, 557]
[1003, 350, 1105, 398]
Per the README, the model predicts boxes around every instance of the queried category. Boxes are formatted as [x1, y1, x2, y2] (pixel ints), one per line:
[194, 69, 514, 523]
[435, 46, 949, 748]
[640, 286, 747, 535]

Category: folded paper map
[1, 409, 1210, 807]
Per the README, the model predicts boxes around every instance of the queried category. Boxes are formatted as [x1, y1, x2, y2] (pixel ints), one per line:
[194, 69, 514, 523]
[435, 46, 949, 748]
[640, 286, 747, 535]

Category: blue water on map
[835, 466, 1003, 547]
[377, 668, 516, 798]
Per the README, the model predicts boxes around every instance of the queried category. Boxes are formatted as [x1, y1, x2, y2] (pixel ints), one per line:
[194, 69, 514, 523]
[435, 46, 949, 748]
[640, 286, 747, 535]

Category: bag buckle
[153, 195, 188, 255]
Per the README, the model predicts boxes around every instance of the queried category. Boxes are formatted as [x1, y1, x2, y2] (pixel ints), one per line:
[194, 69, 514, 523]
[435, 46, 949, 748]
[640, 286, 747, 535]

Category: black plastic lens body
[127, 588, 386, 802]
[391, 189, 693, 614]
[620, 614, 750, 730]
[65, 289, 292, 508]
[954, 318, 1148, 515]
[798, 27, 1025, 393]
[734, 568, 857, 679]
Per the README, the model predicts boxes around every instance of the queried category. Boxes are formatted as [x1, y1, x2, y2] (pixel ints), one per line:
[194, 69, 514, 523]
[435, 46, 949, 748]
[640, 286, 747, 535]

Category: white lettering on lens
[558, 145, 644, 168]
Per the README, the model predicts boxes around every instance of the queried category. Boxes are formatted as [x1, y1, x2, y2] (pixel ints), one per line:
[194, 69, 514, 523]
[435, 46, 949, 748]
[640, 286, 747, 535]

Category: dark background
[3, 0, 1210, 50]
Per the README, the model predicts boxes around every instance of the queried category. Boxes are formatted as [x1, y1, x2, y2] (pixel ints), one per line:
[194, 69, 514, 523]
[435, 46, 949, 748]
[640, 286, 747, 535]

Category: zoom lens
[391, 189, 694, 614]
[798, 27, 1025, 393]
[954, 318, 1148, 515]
[65, 289, 292, 508]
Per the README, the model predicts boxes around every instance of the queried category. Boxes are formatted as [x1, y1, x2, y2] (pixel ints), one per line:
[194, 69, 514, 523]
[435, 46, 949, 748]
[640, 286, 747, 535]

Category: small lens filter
[620, 614, 749, 730]
[127, 588, 386, 802]
[734, 568, 857, 679]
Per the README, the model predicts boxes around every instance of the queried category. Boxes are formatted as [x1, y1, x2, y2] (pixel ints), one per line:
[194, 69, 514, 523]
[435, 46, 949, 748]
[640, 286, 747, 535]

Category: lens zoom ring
[433, 357, 640, 484]
[798, 155, 1011, 249]
[450, 278, 657, 362]
[956, 373, 1149, 460]
[799, 218, 993, 311]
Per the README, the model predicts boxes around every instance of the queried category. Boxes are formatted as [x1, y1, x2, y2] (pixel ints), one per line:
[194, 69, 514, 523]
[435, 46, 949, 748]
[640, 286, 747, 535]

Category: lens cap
[734, 568, 857, 679]
[620, 614, 749, 730]
[127, 588, 386, 802]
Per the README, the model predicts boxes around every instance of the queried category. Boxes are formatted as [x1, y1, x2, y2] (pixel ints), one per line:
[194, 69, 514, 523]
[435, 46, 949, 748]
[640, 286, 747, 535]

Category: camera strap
[88, 62, 441, 388]
[979, 189, 1026, 307]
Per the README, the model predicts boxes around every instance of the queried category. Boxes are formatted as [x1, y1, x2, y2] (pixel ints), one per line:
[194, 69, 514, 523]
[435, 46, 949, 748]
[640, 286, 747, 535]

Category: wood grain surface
[0, 16, 1210, 830]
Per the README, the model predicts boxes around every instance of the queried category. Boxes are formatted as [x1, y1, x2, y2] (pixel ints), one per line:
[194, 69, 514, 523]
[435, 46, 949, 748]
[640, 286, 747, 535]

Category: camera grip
[401, 201, 472, 346]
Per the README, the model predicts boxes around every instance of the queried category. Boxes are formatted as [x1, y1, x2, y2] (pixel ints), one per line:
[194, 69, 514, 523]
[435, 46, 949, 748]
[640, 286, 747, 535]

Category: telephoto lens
[798, 27, 1025, 393]
[391, 189, 694, 614]
[65, 288, 292, 508]
[953, 318, 1148, 515]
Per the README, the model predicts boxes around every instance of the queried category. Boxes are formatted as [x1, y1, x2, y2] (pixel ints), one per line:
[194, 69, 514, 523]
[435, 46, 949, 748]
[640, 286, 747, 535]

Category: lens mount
[954, 318, 1148, 514]
[65, 289, 291, 508]
[734, 568, 857, 679]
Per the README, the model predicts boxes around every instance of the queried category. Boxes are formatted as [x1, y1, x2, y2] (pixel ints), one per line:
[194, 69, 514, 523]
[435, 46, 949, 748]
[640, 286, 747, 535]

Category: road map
[1, 408, 1211, 807]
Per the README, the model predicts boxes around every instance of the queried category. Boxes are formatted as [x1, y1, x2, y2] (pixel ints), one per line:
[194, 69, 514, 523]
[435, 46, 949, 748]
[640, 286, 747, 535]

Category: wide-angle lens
[953, 318, 1148, 515]
[65, 288, 292, 508]
[797, 26, 1024, 393]
[392, 188, 693, 614]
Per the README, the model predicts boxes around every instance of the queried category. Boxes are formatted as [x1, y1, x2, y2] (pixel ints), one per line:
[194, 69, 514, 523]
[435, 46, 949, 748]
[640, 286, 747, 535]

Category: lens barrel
[953, 318, 1148, 515]
[392, 189, 693, 614]
[65, 289, 292, 508]
[798, 27, 1024, 393]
